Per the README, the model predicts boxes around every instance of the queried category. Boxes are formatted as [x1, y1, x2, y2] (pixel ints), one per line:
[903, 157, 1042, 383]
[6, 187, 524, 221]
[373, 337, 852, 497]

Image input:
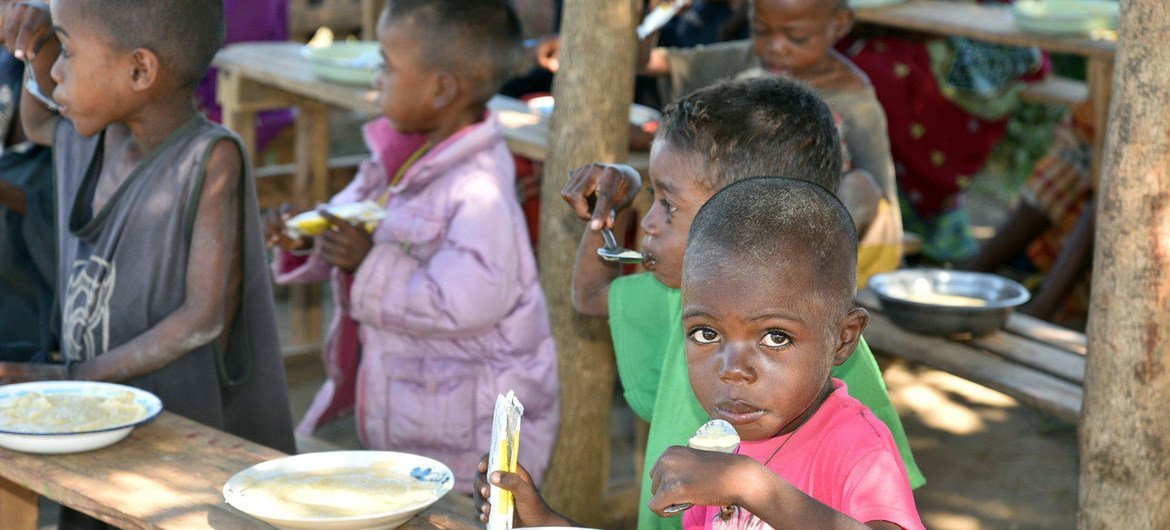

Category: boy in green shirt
[561, 77, 923, 530]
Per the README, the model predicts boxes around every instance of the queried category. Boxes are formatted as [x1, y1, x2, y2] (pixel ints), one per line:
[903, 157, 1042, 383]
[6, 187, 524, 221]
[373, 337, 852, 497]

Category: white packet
[637, 0, 691, 40]
[486, 390, 524, 530]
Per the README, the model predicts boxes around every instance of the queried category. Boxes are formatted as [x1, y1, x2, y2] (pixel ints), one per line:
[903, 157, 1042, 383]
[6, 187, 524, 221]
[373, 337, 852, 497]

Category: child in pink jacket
[266, 0, 559, 492]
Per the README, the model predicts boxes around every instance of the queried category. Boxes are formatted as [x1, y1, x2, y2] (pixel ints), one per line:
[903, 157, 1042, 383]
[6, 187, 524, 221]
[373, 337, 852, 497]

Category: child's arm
[70, 139, 244, 381]
[560, 163, 642, 316]
[2, 2, 59, 146]
[649, 447, 908, 530]
[473, 455, 579, 528]
[838, 169, 882, 237]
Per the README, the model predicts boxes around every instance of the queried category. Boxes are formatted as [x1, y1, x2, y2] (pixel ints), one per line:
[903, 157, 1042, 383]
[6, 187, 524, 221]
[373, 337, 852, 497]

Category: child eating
[475, 177, 924, 530]
[651, 176, 924, 529]
[266, 0, 560, 494]
[481, 76, 921, 530]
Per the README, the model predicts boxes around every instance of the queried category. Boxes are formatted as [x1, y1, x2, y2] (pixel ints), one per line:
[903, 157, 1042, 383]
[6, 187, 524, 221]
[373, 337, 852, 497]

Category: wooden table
[856, 289, 1085, 424]
[0, 412, 481, 529]
[854, 0, 1117, 177]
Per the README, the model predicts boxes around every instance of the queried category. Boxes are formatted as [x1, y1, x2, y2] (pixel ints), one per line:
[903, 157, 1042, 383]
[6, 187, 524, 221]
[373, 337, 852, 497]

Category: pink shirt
[683, 380, 924, 530]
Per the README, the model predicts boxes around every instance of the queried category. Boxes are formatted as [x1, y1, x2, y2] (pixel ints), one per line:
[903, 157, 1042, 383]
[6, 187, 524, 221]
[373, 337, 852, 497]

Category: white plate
[223, 451, 454, 530]
[301, 42, 383, 86]
[0, 381, 162, 454]
[525, 96, 662, 127]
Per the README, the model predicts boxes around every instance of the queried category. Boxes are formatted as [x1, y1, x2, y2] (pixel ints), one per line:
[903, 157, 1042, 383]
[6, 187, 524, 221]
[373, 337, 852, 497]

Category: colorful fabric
[682, 380, 925, 530]
[196, 0, 292, 152]
[274, 114, 559, 493]
[609, 273, 925, 530]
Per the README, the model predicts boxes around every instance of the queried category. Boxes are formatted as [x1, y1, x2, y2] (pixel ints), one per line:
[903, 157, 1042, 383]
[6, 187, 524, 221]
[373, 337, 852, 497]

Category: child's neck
[120, 95, 199, 154]
[424, 104, 485, 146]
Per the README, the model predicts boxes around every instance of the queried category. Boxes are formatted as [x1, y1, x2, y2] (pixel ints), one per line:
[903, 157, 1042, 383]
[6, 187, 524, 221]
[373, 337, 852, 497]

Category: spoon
[596, 215, 645, 264]
[23, 58, 61, 113]
[662, 419, 740, 515]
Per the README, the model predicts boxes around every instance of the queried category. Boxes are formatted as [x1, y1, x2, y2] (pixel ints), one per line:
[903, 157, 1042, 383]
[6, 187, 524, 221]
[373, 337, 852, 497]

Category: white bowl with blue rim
[223, 450, 454, 530]
[0, 381, 163, 454]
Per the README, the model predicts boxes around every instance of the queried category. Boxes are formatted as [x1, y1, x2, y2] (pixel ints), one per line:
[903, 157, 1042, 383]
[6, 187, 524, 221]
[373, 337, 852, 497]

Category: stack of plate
[850, 0, 908, 8]
[301, 42, 382, 86]
[1013, 0, 1119, 35]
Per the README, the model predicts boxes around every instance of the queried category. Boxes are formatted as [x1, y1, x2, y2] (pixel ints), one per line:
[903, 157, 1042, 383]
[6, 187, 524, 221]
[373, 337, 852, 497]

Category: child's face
[682, 252, 859, 441]
[374, 17, 442, 133]
[641, 140, 714, 289]
[750, 0, 850, 77]
[49, 0, 135, 136]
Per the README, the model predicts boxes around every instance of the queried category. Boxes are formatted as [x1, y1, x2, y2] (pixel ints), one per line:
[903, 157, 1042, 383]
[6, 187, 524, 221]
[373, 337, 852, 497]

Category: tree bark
[1078, 0, 1170, 527]
[535, 0, 638, 525]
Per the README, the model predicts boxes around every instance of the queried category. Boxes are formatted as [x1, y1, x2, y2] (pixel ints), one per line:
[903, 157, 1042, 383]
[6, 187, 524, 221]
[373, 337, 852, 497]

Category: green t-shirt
[609, 273, 924, 530]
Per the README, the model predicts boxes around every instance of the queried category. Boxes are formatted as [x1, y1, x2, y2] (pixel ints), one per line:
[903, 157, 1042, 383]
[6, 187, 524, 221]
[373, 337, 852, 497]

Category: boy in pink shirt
[476, 177, 923, 529]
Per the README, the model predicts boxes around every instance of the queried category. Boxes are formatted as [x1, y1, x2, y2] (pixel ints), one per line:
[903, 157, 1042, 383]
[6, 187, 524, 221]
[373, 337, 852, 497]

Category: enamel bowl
[868, 269, 1030, 337]
[223, 451, 454, 530]
[301, 42, 382, 86]
[0, 381, 162, 454]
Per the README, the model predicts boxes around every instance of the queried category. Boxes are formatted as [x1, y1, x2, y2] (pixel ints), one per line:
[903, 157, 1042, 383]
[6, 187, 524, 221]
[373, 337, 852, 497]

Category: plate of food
[223, 451, 454, 530]
[868, 269, 1030, 337]
[0, 381, 163, 454]
[1012, 0, 1119, 36]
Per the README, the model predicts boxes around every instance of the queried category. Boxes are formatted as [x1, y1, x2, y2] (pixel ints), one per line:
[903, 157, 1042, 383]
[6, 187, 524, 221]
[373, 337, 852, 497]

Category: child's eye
[760, 330, 791, 348]
[659, 199, 677, 214]
[688, 327, 720, 344]
[786, 33, 811, 45]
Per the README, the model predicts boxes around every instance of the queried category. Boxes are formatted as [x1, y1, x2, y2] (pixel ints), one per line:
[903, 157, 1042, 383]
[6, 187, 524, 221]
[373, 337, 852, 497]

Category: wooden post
[1078, 0, 1170, 527]
[536, 0, 638, 525]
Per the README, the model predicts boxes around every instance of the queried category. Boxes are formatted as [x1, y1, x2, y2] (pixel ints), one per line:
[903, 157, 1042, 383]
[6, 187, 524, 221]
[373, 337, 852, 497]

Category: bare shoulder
[203, 137, 244, 189]
[819, 50, 873, 94]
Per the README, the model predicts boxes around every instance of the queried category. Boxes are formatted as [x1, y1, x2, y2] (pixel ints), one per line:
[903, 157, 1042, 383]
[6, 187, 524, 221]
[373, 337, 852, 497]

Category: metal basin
[867, 269, 1031, 337]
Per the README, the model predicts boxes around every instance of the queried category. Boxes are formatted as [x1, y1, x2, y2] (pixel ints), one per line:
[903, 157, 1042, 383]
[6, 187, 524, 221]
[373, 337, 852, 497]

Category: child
[515, 77, 922, 530]
[476, 177, 924, 530]
[0, 0, 295, 526]
[641, 0, 902, 285]
[266, 0, 559, 494]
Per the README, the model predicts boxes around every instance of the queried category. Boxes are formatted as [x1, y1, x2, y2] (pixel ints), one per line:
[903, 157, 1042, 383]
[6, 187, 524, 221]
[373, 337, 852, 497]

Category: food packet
[284, 200, 387, 238]
[486, 390, 524, 530]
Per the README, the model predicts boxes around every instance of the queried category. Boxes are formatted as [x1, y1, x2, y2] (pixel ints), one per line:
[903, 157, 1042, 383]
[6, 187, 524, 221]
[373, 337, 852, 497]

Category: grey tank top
[54, 116, 295, 453]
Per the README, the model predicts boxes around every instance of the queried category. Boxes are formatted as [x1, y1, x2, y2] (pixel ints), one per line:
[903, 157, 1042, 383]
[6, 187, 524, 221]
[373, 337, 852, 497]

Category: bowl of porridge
[868, 269, 1030, 337]
[0, 381, 162, 454]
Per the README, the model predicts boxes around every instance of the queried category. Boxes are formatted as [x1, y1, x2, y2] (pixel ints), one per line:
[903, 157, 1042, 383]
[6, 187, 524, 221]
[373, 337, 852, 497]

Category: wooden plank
[855, 0, 1116, 59]
[864, 311, 1082, 423]
[1003, 313, 1087, 355]
[968, 332, 1085, 384]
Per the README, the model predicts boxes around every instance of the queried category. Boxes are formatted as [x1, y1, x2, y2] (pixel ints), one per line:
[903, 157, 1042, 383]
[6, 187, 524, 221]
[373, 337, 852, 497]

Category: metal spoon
[23, 58, 61, 112]
[596, 216, 645, 264]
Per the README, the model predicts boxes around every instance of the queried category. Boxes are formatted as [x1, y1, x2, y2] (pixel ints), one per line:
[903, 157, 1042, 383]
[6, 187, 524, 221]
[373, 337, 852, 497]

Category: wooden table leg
[362, 0, 381, 41]
[1087, 58, 1114, 184]
[288, 98, 331, 349]
[0, 475, 38, 530]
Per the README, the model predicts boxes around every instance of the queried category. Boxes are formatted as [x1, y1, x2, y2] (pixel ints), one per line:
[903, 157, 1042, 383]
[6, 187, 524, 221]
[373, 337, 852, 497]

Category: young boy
[0, 3, 295, 522]
[476, 177, 924, 530]
[641, 0, 902, 284]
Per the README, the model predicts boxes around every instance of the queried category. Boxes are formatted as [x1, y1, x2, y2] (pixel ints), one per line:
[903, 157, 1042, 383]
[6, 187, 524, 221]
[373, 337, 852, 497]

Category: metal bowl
[868, 269, 1030, 337]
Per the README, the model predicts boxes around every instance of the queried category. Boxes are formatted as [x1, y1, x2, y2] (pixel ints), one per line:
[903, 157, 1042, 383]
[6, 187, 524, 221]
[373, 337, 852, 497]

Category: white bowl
[0, 381, 163, 454]
[300, 42, 382, 86]
[223, 451, 454, 530]
[525, 96, 662, 127]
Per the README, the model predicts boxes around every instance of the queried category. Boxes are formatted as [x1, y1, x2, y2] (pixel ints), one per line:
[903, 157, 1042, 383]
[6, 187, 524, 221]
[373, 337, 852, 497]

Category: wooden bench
[856, 289, 1084, 424]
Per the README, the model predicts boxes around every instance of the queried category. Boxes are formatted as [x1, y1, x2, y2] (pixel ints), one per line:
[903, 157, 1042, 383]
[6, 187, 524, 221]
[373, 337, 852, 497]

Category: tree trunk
[1078, 0, 1170, 527]
[536, 0, 638, 525]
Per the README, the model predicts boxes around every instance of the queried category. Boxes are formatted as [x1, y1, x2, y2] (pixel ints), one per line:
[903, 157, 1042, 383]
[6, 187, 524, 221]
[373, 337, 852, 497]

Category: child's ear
[128, 48, 160, 91]
[431, 71, 460, 109]
[829, 7, 855, 42]
[831, 307, 868, 366]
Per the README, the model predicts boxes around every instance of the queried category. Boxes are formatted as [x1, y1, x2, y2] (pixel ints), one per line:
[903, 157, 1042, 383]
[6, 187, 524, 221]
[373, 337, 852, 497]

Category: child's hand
[473, 454, 573, 528]
[648, 446, 753, 517]
[560, 163, 643, 231]
[0, 361, 67, 384]
[0, 1, 52, 59]
[318, 210, 373, 273]
[263, 203, 311, 252]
